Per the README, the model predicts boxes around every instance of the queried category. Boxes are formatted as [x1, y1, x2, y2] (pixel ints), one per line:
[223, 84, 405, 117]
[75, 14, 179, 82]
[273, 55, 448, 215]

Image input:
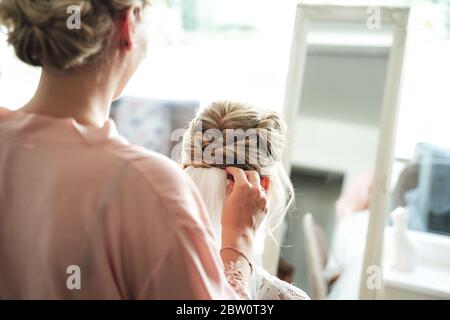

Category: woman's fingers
[221, 167, 269, 258]
[225, 167, 262, 188]
[224, 168, 266, 201]
[244, 170, 262, 188]
[224, 167, 268, 215]
[225, 167, 250, 187]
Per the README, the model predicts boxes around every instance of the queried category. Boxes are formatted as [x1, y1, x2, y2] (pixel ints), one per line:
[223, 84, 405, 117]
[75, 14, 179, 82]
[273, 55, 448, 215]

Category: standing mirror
[263, 3, 410, 300]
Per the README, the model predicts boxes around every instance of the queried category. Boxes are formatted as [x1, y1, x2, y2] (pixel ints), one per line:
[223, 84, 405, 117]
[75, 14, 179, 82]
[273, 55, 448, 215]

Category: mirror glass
[280, 18, 395, 299]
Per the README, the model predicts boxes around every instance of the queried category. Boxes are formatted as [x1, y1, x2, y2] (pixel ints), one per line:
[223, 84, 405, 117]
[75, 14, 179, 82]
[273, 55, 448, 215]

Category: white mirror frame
[273, 3, 410, 299]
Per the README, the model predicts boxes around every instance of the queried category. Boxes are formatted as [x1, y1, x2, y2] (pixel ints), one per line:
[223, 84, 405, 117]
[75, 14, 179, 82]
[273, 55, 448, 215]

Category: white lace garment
[223, 262, 310, 300]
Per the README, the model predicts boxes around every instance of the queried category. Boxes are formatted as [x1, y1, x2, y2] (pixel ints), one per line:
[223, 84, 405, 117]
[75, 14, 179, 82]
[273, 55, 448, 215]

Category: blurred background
[1, 0, 449, 299]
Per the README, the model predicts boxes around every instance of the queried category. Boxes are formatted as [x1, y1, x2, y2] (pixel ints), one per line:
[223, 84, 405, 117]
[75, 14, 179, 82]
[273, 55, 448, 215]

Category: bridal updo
[0, 0, 149, 70]
[182, 101, 294, 240]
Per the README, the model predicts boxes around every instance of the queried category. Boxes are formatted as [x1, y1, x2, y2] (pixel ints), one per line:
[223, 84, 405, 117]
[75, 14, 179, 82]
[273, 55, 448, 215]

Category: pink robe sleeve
[108, 149, 241, 299]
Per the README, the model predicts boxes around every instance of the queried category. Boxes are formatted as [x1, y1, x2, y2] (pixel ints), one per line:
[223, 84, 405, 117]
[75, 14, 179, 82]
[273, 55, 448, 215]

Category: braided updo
[0, 0, 149, 70]
[182, 101, 287, 173]
[182, 101, 295, 231]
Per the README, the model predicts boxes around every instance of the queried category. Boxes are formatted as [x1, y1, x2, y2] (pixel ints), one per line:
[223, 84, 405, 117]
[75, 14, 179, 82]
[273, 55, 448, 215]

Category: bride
[181, 101, 309, 300]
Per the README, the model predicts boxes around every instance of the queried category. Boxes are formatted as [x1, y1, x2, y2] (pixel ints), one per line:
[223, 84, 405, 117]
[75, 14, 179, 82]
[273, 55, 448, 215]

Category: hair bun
[183, 101, 295, 233]
[15, 24, 46, 66]
[0, 0, 149, 70]
[182, 101, 288, 171]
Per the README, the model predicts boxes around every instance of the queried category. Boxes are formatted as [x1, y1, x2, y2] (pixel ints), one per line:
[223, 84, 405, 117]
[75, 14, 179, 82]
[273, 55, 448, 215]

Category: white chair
[303, 212, 328, 300]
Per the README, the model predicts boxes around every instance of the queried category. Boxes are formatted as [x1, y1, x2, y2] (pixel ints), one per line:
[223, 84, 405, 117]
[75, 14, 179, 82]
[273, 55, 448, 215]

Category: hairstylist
[0, 0, 267, 299]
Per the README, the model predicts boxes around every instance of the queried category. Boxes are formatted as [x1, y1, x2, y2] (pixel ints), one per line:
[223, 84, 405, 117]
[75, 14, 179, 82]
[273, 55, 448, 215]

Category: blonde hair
[182, 101, 294, 234]
[0, 0, 149, 70]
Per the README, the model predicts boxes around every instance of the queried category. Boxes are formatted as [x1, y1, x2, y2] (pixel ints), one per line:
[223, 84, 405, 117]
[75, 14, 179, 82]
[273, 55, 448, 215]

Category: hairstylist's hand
[221, 167, 268, 258]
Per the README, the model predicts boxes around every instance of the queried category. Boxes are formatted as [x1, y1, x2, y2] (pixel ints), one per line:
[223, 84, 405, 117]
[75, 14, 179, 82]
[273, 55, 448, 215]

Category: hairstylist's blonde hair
[182, 101, 295, 232]
[0, 0, 150, 70]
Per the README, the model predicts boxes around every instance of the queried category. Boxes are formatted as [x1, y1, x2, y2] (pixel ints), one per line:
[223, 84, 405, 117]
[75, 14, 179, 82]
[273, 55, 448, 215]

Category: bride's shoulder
[256, 267, 311, 300]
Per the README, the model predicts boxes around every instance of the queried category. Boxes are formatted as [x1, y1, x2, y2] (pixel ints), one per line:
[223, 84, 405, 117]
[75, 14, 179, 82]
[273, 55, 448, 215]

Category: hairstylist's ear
[261, 176, 271, 193]
[118, 7, 139, 51]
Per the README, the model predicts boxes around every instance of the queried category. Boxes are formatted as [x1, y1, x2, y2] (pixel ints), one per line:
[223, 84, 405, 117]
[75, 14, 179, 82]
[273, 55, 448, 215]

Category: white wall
[291, 116, 379, 183]
[289, 50, 387, 185]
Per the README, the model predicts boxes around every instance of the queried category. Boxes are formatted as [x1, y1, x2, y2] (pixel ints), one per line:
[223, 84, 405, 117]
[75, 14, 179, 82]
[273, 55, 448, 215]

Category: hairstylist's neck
[21, 66, 117, 128]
